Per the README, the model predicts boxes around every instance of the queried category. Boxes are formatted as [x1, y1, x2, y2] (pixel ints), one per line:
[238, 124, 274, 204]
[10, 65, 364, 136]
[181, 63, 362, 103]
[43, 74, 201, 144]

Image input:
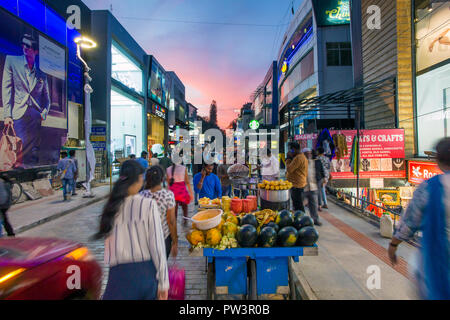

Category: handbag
[168, 263, 185, 300]
[0, 124, 23, 171]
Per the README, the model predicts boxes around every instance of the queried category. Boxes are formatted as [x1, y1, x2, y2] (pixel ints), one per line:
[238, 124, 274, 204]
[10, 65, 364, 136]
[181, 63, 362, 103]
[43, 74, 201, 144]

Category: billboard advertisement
[295, 129, 406, 179]
[416, 3, 450, 73]
[408, 160, 443, 185]
[0, 8, 67, 171]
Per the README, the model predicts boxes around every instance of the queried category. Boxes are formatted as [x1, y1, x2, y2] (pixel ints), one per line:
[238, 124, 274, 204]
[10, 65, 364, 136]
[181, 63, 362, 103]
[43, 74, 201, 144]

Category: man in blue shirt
[57, 151, 76, 201]
[193, 164, 222, 200]
[136, 151, 149, 170]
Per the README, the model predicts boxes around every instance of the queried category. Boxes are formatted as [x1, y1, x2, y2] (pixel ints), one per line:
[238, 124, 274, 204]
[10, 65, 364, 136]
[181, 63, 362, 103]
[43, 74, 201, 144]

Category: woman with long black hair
[141, 165, 178, 258]
[93, 160, 169, 300]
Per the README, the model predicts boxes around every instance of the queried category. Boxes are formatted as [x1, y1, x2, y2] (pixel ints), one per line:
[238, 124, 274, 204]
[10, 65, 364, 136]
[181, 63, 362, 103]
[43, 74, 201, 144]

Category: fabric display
[349, 135, 359, 175]
[332, 133, 348, 160]
[316, 129, 335, 160]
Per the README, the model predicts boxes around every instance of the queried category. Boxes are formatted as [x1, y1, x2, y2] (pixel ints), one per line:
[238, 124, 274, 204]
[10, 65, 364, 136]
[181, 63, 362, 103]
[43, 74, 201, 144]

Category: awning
[281, 77, 396, 118]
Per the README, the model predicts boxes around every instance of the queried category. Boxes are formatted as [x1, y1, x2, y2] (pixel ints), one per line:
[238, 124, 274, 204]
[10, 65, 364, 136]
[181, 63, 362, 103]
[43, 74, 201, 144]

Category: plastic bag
[168, 264, 185, 300]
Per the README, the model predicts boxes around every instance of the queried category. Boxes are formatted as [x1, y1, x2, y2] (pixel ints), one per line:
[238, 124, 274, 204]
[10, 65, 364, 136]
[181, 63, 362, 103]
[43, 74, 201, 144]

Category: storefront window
[149, 63, 168, 107]
[111, 43, 143, 94]
[414, 1, 450, 155]
[416, 64, 450, 155]
[148, 112, 165, 150]
[110, 89, 143, 160]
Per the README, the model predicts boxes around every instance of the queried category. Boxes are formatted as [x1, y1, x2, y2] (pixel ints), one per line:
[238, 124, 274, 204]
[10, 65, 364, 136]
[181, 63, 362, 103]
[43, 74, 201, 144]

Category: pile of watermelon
[236, 210, 319, 248]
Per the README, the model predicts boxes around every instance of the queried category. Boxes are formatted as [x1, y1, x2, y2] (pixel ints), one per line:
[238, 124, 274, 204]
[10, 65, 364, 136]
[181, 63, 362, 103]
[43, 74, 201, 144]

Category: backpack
[0, 178, 12, 210]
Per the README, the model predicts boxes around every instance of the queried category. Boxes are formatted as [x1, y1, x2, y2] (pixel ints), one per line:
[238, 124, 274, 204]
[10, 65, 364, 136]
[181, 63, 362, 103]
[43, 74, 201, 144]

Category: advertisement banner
[416, 3, 450, 73]
[408, 160, 443, 185]
[295, 129, 406, 179]
[0, 8, 67, 171]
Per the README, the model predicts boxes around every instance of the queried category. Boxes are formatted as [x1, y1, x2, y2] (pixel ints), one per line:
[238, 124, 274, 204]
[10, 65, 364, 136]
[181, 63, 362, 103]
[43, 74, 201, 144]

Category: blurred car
[0, 237, 102, 300]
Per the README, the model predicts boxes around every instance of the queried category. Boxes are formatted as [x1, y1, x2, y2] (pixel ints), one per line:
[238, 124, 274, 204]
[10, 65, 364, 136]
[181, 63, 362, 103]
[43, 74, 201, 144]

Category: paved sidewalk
[291, 201, 419, 300]
[8, 185, 111, 234]
[169, 202, 208, 300]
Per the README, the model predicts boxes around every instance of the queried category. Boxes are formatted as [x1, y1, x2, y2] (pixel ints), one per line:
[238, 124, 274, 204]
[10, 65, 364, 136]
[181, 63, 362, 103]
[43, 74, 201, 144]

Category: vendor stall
[188, 184, 319, 299]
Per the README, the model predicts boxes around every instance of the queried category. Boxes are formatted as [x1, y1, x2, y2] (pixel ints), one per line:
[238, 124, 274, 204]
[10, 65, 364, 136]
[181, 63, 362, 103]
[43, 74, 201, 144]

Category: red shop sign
[408, 161, 443, 184]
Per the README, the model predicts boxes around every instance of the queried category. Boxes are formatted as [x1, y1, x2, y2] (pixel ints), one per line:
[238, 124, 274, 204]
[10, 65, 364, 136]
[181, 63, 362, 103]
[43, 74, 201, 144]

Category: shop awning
[282, 77, 396, 118]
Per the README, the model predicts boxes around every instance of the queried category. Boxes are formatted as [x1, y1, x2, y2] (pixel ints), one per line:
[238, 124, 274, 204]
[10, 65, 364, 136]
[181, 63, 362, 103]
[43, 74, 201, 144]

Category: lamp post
[74, 36, 97, 198]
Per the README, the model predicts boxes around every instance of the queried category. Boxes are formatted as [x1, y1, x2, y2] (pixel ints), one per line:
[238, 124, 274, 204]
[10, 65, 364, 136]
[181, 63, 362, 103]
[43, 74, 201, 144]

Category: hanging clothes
[349, 135, 359, 176]
[316, 129, 335, 159]
[332, 133, 348, 160]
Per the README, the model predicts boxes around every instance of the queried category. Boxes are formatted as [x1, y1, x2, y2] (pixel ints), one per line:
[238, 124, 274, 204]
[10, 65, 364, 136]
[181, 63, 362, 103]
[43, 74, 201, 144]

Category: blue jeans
[222, 185, 231, 197]
[232, 188, 248, 198]
[62, 178, 73, 198]
[318, 180, 328, 206]
[71, 178, 77, 195]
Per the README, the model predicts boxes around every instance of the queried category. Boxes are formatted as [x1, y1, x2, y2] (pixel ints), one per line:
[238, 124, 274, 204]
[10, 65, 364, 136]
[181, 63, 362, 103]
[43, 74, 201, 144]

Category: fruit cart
[190, 245, 318, 300]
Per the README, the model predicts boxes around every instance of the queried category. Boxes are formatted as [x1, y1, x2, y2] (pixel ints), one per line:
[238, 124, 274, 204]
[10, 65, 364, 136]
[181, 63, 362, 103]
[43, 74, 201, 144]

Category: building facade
[277, 0, 354, 153]
[251, 61, 279, 128]
[167, 71, 188, 145]
[352, 0, 449, 159]
[148, 56, 169, 152]
[0, 0, 85, 181]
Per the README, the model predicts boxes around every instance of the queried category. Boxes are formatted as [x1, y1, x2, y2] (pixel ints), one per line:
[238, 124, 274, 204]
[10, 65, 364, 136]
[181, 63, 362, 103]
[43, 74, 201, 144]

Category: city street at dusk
[0, 0, 449, 310]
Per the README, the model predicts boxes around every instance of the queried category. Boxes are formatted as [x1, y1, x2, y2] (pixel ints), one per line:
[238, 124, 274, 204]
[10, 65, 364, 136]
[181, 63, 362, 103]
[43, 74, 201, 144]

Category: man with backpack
[57, 151, 76, 201]
[0, 174, 15, 237]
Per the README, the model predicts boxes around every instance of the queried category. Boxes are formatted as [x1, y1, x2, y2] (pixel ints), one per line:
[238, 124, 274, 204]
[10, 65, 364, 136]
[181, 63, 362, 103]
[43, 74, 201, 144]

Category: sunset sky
[83, 0, 303, 128]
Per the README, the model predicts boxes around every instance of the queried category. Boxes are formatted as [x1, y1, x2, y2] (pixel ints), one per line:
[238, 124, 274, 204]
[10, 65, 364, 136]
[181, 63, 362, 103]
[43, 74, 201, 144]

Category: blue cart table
[190, 245, 318, 299]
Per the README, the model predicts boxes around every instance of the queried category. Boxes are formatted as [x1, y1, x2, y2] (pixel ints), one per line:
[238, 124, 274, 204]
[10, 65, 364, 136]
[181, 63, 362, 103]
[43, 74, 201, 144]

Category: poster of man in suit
[0, 9, 66, 171]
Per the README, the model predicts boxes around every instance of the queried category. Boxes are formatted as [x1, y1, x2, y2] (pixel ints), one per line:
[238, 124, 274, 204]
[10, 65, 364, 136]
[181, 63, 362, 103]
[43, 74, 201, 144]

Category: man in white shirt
[258, 149, 280, 181]
[2, 33, 50, 167]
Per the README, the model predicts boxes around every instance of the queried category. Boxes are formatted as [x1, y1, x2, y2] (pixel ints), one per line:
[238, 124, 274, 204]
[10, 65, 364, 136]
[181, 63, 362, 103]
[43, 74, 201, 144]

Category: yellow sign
[90, 136, 106, 142]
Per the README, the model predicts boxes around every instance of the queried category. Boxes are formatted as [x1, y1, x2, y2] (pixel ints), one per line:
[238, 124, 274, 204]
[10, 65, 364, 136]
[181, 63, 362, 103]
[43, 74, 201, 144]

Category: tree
[209, 100, 218, 127]
[227, 119, 238, 130]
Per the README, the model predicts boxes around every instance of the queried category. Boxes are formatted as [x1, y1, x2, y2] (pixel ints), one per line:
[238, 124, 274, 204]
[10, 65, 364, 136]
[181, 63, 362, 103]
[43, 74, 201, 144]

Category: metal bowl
[259, 189, 290, 202]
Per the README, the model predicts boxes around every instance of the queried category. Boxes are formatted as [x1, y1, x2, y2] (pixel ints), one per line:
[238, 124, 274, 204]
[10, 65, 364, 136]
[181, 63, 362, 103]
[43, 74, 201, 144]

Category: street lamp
[74, 35, 97, 198]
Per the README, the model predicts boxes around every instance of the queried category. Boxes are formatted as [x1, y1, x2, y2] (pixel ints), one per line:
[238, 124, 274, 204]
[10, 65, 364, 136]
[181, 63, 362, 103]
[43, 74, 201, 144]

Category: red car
[0, 238, 102, 300]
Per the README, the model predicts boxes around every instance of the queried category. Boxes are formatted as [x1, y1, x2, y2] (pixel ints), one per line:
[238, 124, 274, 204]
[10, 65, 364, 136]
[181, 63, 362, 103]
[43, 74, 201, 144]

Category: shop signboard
[312, 0, 350, 27]
[0, 8, 67, 171]
[152, 103, 166, 120]
[408, 160, 443, 185]
[295, 129, 406, 179]
[90, 126, 106, 151]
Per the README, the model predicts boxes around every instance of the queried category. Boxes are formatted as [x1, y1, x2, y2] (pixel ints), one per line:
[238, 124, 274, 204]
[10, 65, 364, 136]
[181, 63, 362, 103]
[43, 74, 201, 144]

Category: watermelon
[236, 224, 258, 247]
[240, 214, 258, 228]
[293, 212, 308, 230]
[293, 210, 306, 220]
[266, 222, 279, 233]
[257, 226, 277, 247]
[275, 210, 293, 229]
[296, 226, 319, 246]
[296, 215, 314, 229]
[277, 226, 298, 247]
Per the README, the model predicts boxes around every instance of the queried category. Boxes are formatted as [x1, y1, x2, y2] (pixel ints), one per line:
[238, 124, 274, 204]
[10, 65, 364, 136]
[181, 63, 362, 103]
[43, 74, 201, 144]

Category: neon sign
[313, 0, 350, 26]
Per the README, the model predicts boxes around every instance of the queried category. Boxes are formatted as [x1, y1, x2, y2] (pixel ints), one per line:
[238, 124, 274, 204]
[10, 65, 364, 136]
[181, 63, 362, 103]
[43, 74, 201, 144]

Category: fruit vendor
[194, 163, 222, 200]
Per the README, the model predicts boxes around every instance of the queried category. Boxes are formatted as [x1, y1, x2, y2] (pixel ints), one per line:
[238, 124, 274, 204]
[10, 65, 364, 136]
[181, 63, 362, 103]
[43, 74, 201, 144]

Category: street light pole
[74, 36, 97, 198]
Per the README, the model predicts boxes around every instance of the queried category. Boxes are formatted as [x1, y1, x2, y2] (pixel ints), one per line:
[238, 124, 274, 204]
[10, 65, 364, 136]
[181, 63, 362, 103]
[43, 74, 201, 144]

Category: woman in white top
[167, 156, 194, 226]
[93, 160, 169, 300]
[141, 165, 177, 258]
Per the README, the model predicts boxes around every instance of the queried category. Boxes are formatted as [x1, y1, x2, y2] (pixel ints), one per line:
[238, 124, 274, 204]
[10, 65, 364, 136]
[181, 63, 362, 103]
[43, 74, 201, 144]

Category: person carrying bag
[0, 124, 23, 171]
